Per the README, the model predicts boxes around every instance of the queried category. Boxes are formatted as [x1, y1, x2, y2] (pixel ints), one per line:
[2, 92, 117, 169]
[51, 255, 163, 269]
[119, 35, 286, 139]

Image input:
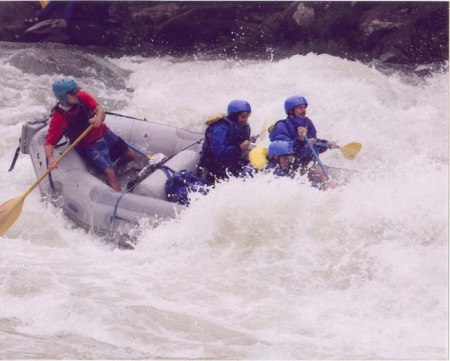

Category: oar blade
[0, 196, 25, 236]
[340, 142, 362, 160]
[205, 113, 226, 125]
[249, 146, 268, 170]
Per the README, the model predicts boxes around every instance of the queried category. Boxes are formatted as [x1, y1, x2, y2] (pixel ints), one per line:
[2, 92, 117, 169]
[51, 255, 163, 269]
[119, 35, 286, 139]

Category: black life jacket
[52, 99, 95, 144]
[201, 117, 250, 164]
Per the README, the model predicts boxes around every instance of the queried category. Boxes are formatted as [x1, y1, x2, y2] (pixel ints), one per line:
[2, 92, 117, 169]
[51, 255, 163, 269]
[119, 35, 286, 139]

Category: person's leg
[104, 130, 136, 168]
[77, 140, 121, 191]
[104, 167, 121, 191]
[115, 148, 136, 167]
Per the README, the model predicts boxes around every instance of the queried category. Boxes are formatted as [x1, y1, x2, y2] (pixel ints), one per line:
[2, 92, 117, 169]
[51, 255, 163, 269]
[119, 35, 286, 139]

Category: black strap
[46, 157, 56, 192]
[105, 111, 147, 122]
[8, 146, 21, 172]
[158, 165, 176, 180]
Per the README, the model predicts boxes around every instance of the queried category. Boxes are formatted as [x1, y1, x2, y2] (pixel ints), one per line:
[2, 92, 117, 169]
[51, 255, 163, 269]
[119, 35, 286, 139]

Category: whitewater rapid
[0, 43, 448, 359]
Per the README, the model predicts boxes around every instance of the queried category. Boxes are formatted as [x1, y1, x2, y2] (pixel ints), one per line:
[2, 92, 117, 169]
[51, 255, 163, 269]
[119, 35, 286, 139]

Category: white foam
[0, 49, 447, 359]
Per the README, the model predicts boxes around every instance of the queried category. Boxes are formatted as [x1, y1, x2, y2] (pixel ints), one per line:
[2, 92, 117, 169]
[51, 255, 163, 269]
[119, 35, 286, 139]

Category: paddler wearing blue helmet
[269, 95, 337, 178]
[264, 140, 296, 178]
[198, 100, 254, 185]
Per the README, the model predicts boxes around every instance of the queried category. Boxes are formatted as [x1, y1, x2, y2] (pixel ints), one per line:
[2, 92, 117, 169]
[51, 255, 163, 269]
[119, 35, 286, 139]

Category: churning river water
[0, 42, 448, 359]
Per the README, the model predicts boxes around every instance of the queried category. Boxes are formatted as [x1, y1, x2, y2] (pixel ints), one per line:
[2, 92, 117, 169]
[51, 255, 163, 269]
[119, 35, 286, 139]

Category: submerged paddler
[241, 140, 296, 179]
[244, 140, 339, 190]
[265, 141, 297, 177]
[44, 76, 136, 191]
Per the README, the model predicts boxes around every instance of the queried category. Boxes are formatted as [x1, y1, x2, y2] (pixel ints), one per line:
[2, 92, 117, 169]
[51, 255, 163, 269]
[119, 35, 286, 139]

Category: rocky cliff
[0, 1, 448, 64]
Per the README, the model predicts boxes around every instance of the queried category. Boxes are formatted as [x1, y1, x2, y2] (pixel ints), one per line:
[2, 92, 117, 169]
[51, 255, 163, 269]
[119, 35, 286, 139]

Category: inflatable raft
[18, 113, 204, 246]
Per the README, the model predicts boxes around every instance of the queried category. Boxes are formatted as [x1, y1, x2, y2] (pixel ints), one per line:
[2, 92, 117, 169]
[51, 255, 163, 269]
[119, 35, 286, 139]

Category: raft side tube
[132, 149, 201, 199]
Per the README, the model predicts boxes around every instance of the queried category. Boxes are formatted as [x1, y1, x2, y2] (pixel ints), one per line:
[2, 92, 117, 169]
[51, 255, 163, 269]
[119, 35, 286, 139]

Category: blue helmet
[284, 95, 308, 114]
[227, 100, 252, 115]
[52, 77, 80, 103]
[269, 141, 294, 158]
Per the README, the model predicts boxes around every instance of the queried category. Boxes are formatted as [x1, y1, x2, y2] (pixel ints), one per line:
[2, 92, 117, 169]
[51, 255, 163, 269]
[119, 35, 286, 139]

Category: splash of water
[0, 44, 447, 359]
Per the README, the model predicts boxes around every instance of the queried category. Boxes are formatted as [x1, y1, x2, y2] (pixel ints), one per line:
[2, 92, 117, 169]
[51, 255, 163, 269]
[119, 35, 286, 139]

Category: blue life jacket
[269, 116, 328, 164]
[200, 117, 250, 180]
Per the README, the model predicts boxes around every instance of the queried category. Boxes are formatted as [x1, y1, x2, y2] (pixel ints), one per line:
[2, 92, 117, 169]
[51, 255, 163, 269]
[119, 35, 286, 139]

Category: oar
[0, 124, 94, 237]
[205, 113, 226, 125]
[249, 146, 269, 170]
[316, 141, 362, 160]
[127, 143, 151, 160]
[126, 137, 204, 192]
[305, 137, 330, 180]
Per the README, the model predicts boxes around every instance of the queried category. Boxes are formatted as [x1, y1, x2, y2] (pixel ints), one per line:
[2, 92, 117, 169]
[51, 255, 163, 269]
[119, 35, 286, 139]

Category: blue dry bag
[159, 166, 209, 205]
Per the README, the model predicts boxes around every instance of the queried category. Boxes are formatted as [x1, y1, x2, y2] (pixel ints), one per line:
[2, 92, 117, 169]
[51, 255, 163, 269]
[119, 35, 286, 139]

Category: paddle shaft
[127, 137, 204, 192]
[305, 137, 330, 180]
[0, 124, 95, 236]
[127, 143, 151, 160]
[315, 140, 336, 149]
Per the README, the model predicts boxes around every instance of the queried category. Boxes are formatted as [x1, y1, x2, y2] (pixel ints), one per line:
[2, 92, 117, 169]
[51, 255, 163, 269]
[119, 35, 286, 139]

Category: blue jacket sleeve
[209, 122, 241, 159]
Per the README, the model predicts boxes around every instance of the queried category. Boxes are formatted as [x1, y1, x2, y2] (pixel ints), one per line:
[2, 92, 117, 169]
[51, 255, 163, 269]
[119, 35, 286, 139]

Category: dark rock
[0, 1, 447, 65]
[359, 2, 449, 63]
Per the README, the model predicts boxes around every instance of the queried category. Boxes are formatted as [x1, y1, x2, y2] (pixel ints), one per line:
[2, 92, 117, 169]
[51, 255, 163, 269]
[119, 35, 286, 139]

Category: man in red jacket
[44, 77, 136, 191]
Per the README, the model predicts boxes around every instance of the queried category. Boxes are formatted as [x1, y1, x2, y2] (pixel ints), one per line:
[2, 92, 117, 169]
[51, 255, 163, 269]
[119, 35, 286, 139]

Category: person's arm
[44, 144, 58, 170]
[209, 123, 242, 159]
[298, 118, 317, 145]
[89, 105, 105, 128]
[44, 114, 66, 170]
[78, 90, 105, 128]
[307, 119, 338, 153]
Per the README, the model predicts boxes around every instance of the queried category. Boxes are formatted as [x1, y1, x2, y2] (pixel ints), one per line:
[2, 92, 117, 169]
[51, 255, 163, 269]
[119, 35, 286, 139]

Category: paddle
[0, 124, 94, 237]
[205, 113, 226, 125]
[305, 137, 330, 180]
[127, 143, 151, 160]
[263, 122, 362, 160]
[126, 138, 204, 192]
[316, 141, 362, 160]
[249, 146, 269, 170]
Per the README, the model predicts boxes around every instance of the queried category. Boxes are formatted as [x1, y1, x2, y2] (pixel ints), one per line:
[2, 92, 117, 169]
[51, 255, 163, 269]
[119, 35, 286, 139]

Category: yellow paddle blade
[340, 142, 362, 160]
[205, 113, 226, 125]
[249, 146, 268, 170]
[0, 196, 25, 236]
[0, 124, 94, 236]
[267, 123, 275, 133]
